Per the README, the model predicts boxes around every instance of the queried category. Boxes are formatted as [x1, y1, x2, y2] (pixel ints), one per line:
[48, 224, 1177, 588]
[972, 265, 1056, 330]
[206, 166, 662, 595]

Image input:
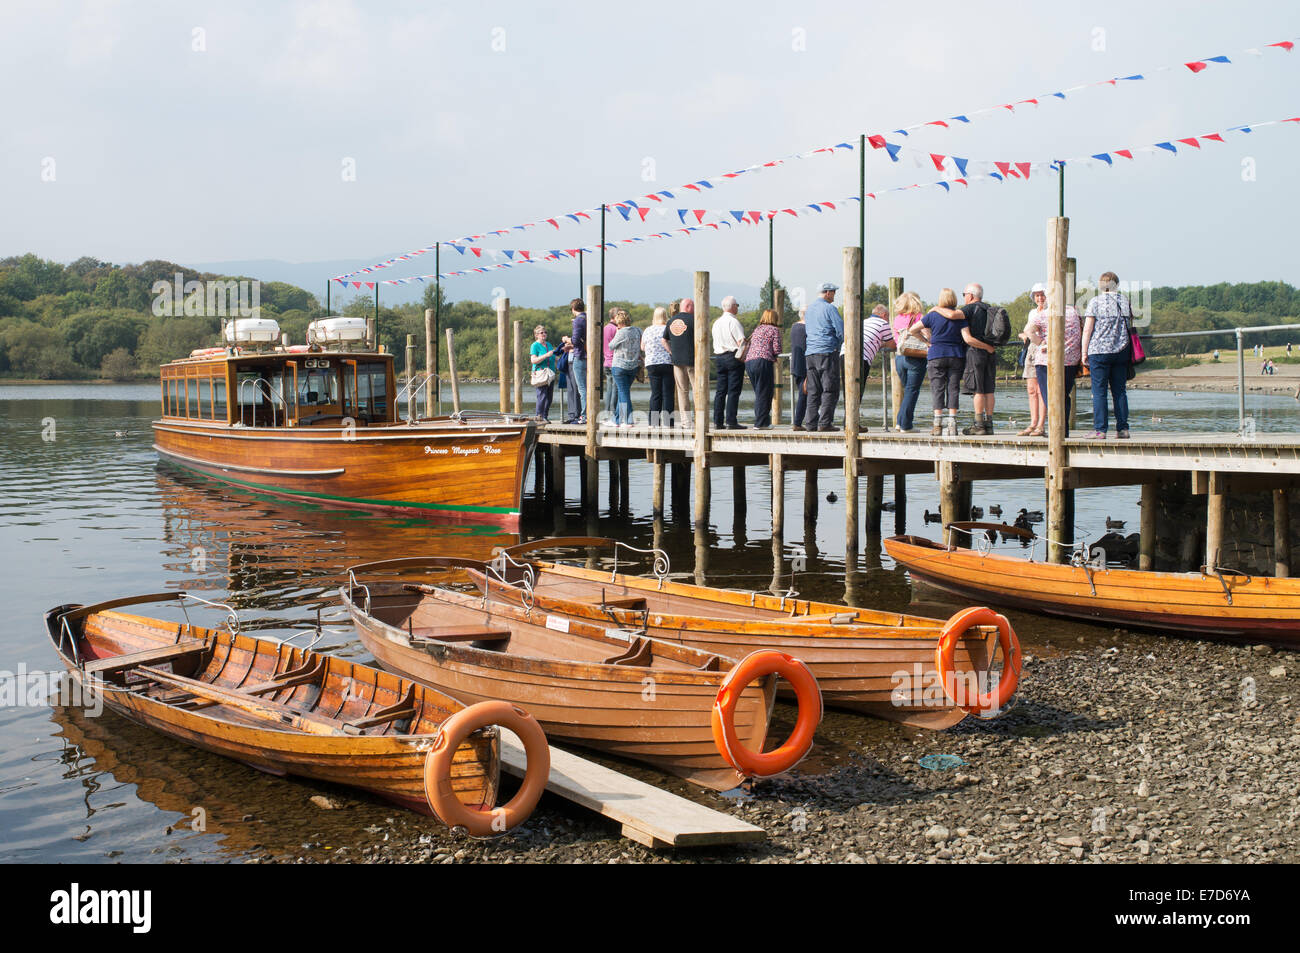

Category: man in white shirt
[711, 296, 746, 429]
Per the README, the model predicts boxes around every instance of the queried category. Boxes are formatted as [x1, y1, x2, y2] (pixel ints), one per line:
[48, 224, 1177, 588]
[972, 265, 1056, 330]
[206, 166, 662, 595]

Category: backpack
[981, 305, 1011, 346]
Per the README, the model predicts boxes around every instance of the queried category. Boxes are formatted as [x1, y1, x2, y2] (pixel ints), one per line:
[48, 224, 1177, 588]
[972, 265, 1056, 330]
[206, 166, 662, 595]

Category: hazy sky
[3, 0, 1297, 302]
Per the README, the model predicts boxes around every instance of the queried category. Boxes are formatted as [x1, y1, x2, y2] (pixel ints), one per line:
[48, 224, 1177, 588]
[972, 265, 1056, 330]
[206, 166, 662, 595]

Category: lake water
[0, 379, 1293, 861]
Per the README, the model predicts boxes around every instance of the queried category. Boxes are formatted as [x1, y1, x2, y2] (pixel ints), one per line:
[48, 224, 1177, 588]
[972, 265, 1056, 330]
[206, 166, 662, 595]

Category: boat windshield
[298, 364, 340, 407]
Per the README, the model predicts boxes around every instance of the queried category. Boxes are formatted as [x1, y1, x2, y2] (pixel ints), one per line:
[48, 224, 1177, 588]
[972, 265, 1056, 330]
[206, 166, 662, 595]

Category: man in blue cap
[803, 282, 844, 432]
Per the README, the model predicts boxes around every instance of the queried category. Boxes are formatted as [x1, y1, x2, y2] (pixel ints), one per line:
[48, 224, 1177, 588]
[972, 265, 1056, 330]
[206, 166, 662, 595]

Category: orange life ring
[424, 700, 550, 836]
[934, 607, 1021, 716]
[710, 650, 822, 778]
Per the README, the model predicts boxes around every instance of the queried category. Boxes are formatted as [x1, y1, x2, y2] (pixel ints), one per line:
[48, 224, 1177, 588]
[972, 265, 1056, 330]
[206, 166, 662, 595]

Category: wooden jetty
[493, 221, 1300, 581]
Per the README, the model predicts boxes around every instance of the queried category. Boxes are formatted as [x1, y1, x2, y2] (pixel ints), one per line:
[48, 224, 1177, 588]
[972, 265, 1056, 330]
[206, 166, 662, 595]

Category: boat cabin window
[234, 367, 292, 426]
[348, 362, 389, 421]
[161, 362, 228, 422]
[297, 362, 340, 408]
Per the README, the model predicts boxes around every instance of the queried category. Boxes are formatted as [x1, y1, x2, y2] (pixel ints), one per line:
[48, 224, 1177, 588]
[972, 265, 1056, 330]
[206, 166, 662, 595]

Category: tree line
[2, 253, 1297, 380]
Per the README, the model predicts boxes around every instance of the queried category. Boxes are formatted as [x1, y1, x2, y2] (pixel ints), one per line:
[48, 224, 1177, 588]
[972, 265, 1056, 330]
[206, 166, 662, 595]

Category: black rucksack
[981, 305, 1011, 346]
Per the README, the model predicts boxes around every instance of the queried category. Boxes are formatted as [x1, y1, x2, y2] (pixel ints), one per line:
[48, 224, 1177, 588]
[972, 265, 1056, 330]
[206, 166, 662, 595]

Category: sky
[2, 0, 1297, 305]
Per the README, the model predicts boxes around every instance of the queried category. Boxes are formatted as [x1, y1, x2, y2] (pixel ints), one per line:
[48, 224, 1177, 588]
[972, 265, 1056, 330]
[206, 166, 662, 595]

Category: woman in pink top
[601, 316, 619, 417]
[1026, 287, 1083, 437]
[745, 309, 782, 429]
[890, 291, 927, 433]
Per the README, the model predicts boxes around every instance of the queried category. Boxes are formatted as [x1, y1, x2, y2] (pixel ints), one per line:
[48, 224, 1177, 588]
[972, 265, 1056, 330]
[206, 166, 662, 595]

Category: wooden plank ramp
[499, 735, 764, 849]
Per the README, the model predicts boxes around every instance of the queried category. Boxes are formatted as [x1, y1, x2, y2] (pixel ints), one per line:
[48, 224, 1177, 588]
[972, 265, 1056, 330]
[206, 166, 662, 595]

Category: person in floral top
[640, 307, 675, 427]
[1081, 271, 1134, 439]
[745, 309, 782, 429]
[1026, 285, 1082, 437]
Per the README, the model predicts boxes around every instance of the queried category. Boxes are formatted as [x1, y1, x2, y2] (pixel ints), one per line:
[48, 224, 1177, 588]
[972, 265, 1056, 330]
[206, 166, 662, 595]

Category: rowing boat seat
[408, 625, 512, 645]
[599, 596, 648, 611]
[602, 638, 653, 667]
[84, 639, 209, 681]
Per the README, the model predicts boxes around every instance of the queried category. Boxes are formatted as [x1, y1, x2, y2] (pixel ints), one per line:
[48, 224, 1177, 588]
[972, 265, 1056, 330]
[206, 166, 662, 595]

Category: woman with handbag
[529, 325, 559, 422]
[1081, 271, 1134, 439]
[891, 292, 928, 433]
[608, 309, 642, 426]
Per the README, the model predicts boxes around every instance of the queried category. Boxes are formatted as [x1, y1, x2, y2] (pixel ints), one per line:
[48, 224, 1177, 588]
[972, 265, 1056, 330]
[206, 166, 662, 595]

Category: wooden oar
[135, 666, 347, 736]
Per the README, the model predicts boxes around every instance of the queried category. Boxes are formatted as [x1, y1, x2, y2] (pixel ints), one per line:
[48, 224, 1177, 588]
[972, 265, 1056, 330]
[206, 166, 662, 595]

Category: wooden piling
[772, 289, 786, 425]
[733, 466, 746, 515]
[894, 474, 906, 536]
[607, 459, 619, 512]
[651, 451, 665, 522]
[445, 328, 461, 414]
[583, 284, 603, 513]
[692, 271, 711, 530]
[512, 320, 523, 416]
[804, 468, 818, 532]
[1045, 217, 1070, 563]
[497, 297, 510, 413]
[770, 453, 786, 591]
[1206, 471, 1225, 568]
[865, 473, 883, 538]
[843, 247, 863, 566]
[551, 447, 566, 524]
[1275, 488, 1291, 578]
[618, 459, 630, 514]
[1139, 482, 1157, 571]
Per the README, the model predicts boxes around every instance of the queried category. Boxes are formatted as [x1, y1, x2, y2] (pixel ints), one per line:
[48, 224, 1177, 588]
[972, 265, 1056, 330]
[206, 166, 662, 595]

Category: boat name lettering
[544, 615, 570, 634]
[452, 446, 480, 456]
[423, 446, 449, 455]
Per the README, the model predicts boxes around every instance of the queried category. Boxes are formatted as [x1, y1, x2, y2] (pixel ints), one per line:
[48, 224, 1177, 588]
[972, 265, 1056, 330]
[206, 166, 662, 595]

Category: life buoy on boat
[711, 650, 821, 778]
[934, 607, 1022, 717]
[423, 701, 550, 836]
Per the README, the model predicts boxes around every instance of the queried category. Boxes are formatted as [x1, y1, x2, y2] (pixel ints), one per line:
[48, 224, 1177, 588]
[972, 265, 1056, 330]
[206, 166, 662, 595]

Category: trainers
[1090, 430, 1106, 439]
[792, 424, 806, 432]
[930, 423, 942, 436]
[961, 420, 990, 436]
[1117, 430, 1131, 439]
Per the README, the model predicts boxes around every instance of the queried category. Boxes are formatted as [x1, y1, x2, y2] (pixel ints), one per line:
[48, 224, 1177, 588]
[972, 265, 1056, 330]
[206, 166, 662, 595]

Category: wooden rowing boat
[884, 527, 1300, 639]
[45, 592, 547, 830]
[482, 538, 1016, 728]
[340, 561, 812, 792]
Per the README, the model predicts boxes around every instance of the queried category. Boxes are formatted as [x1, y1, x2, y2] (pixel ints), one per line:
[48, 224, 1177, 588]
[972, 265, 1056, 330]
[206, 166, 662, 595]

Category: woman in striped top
[745, 309, 782, 430]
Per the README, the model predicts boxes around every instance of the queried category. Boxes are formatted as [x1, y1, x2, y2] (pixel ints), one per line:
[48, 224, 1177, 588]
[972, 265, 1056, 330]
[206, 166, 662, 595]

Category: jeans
[1034, 364, 1079, 436]
[533, 383, 554, 421]
[603, 366, 616, 417]
[611, 366, 635, 425]
[927, 355, 964, 412]
[805, 352, 839, 431]
[745, 358, 775, 428]
[1088, 350, 1130, 433]
[647, 364, 675, 426]
[569, 357, 586, 419]
[713, 353, 744, 427]
[792, 374, 807, 427]
[894, 354, 927, 430]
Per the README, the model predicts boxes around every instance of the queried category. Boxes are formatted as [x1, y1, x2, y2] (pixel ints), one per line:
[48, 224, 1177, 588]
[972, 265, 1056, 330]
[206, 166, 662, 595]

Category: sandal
[1016, 427, 1034, 436]
[1026, 427, 1044, 436]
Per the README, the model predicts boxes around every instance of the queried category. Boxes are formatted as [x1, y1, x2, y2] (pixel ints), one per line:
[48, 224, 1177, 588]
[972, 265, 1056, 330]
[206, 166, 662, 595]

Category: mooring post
[692, 271, 711, 531]
[1275, 488, 1291, 577]
[939, 462, 959, 535]
[771, 452, 785, 541]
[1206, 471, 1225, 569]
[843, 247, 863, 566]
[583, 283, 603, 514]
[551, 446, 566, 525]
[772, 288, 787, 425]
[424, 308, 435, 418]
[618, 459, 630, 514]
[496, 296, 510, 413]
[865, 472, 883, 539]
[733, 466, 747, 516]
[512, 320, 523, 416]
[804, 467, 818, 545]
[1139, 482, 1157, 571]
[445, 328, 462, 415]
[651, 451, 665, 522]
[672, 463, 688, 523]
[1045, 217, 1071, 563]
[607, 459, 619, 512]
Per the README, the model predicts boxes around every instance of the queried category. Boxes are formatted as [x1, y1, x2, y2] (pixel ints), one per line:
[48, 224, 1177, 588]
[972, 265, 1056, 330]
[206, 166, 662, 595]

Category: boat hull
[153, 418, 533, 528]
[470, 568, 1000, 730]
[46, 605, 499, 815]
[342, 585, 778, 791]
[884, 535, 1300, 640]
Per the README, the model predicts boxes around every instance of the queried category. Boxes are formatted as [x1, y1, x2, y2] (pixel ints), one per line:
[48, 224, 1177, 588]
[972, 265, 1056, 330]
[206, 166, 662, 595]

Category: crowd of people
[530, 272, 1137, 440]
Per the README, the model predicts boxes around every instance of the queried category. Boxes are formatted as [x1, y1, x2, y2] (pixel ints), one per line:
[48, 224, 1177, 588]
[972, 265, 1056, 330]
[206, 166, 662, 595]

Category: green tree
[100, 347, 136, 380]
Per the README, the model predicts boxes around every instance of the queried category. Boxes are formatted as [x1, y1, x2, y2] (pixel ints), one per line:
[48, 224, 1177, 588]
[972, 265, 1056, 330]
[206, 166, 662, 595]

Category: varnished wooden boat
[340, 559, 815, 791]
[45, 592, 548, 831]
[153, 322, 534, 527]
[884, 526, 1300, 639]
[483, 538, 1018, 728]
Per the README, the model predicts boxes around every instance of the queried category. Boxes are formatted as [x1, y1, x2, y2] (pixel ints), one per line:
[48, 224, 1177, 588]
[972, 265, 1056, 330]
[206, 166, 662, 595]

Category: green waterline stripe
[160, 457, 518, 515]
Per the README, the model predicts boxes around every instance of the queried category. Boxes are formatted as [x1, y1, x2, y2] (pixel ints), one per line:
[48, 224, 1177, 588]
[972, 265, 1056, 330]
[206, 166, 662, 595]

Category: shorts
[962, 347, 997, 395]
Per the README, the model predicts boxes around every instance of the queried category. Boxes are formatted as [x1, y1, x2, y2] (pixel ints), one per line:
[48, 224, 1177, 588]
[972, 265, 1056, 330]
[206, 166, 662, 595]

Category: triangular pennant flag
[1177, 137, 1201, 148]
[566, 249, 580, 257]
[1015, 162, 1032, 179]
[936, 182, 950, 192]
[1268, 40, 1295, 51]
[616, 205, 632, 221]
[1120, 74, 1143, 81]
[995, 161, 1013, 177]
[519, 251, 530, 260]
[807, 204, 822, 212]
[867, 134, 886, 149]
[730, 210, 745, 222]
[1155, 141, 1177, 153]
[1206, 55, 1230, 63]
[953, 157, 969, 177]
[885, 143, 901, 162]
[1184, 61, 1208, 72]
[926, 120, 948, 129]
[503, 250, 515, 260]
[471, 247, 482, 257]
[693, 210, 706, 223]
[930, 153, 946, 171]
[951, 115, 970, 123]
[637, 207, 650, 222]
[1092, 153, 1113, 165]
[1203, 132, 1225, 143]
[351, 281, 361, 289]
[546, 218, 559, 228]
[678, 210, 688, 224]
[1115, 149, 1134, 159]
[748, 211, 762, 224]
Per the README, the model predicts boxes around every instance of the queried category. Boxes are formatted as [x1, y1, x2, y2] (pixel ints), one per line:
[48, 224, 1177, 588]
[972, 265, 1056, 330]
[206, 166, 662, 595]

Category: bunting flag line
[332, 113, 1300, 288]
[332, 34, 1296, 282]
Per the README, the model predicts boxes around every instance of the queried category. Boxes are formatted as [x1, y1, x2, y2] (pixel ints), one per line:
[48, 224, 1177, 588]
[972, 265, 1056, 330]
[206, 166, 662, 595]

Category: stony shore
[244, 626, 1296, 865]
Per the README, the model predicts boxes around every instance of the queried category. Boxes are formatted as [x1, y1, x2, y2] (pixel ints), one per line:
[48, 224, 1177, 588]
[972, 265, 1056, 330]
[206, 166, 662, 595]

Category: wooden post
[1274, 488, 1291, 578]
[865, 473, 883, 539]
[1206, 471, 1225, 568]
[692, 271, 711, 530]
[1045, 217, 1070, 563]
[939, 462, 958, 534]
[607, 459, 619, 512]
[424, 308, 436, 417]
[887, 277, 904, 425]
[496, 297, 510, 413]
[618, 459, 630, 514]
[651, 451, 665, 523]
[551, 447, 566, 524]
[512, 320, 523, 416]
[1139, 482, 1157, 571]
[583, 284, 602, 513]
[894, 474, 906, 536]
[771, 454, 785, 544]
[732, 466, 747, 516]
[843, 247, 862, 566]
[1066, 258, 1078, 432]
[445, 328, 462, 414]
[804, 467, 818, 538]
[404, 333, 416, 423]
[772, 289, 786, 425]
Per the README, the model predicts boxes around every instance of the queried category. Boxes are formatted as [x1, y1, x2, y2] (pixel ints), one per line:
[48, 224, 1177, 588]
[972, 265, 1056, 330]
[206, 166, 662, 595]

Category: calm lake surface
[0, 379, 1294, 862]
